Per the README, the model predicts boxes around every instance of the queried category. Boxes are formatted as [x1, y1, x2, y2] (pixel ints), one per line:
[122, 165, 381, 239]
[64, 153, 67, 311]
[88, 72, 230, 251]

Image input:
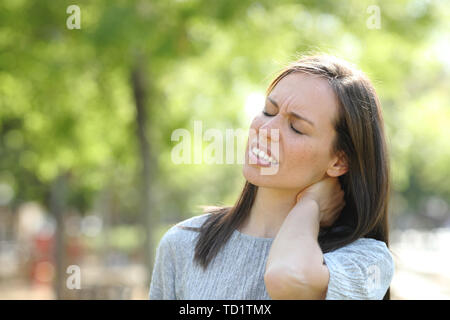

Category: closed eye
[290, 123, 303, 135]
[262, 110, 304, 135]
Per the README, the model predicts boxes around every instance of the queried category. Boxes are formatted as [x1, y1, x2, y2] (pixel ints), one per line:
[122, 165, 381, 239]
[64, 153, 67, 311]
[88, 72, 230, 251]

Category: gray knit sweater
[149, 213, 394, 300]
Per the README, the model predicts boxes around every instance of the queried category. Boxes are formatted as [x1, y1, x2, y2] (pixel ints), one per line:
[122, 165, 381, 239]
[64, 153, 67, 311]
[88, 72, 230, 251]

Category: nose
[259, 116, 280, 143]
[254, 117, 280, 163]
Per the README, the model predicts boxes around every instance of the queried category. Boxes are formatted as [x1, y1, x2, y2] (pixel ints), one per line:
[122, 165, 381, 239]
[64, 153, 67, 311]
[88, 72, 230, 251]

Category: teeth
[251, 147, 278, 164]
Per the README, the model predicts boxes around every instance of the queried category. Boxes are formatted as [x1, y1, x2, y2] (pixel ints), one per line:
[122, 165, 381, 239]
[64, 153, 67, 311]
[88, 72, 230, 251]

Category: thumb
[295, 190, 306, 203]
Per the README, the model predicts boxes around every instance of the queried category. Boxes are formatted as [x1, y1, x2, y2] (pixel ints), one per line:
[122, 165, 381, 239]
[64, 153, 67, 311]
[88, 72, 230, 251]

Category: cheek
[283, 139, 328, 178]
[286, 140, 316, 167]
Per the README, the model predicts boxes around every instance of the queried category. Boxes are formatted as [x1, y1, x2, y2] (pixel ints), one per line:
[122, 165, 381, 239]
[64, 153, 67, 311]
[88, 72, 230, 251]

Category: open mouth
[250, 146, 278, 165]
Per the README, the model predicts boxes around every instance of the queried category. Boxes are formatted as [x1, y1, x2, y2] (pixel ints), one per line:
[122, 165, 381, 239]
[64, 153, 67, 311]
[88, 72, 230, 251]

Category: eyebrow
[267, 96, 315, 127]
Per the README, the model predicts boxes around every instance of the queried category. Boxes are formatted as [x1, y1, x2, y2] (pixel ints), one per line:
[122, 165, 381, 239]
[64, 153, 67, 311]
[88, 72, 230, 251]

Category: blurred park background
[0, 0, 449, 299]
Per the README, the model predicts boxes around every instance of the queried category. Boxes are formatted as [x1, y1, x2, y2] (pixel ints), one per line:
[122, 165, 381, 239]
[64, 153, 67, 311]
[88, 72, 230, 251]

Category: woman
[149, 54, 395, 300]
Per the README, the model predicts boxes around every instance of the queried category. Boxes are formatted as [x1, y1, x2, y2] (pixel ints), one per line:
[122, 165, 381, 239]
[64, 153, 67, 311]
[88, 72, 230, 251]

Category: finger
[322, 213, 341, 228]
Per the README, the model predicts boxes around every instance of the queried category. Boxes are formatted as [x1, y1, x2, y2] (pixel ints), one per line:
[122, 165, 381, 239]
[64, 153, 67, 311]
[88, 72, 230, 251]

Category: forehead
[269, 72, 339, 128]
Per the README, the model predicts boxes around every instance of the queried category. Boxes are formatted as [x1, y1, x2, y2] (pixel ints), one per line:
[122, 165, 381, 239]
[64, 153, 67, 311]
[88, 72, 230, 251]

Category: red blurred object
[29, 228, 85, 285]
[30, 231, 55, 285]
[66, 236, 84, 261]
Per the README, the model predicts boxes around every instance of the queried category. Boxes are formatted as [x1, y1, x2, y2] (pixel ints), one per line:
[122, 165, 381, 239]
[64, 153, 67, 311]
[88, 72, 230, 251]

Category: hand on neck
[239, 186, 301, 238]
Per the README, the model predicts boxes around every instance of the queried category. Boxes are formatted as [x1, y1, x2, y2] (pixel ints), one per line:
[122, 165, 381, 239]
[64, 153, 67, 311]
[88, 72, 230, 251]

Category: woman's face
[243, 72, 343, 191]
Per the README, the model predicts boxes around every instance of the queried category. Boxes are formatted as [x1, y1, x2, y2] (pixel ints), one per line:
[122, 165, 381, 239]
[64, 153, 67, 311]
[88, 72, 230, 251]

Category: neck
[239, 186, 299, 238]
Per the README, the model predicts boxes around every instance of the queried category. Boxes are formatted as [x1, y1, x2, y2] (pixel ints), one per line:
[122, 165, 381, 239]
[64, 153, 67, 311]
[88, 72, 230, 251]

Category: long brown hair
[181, 54, 391, 299]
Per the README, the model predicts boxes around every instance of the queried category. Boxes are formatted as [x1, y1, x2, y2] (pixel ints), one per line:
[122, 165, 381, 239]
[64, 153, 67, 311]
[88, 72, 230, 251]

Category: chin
[242, 145, 283, 187]
[242, 164, 280, 188]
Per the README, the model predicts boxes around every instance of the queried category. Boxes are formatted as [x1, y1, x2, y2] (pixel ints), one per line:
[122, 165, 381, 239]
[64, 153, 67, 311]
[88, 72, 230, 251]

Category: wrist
[297, 192, 317, 204]
[297, 196, 319, 211]
[292, 197, 321, 224]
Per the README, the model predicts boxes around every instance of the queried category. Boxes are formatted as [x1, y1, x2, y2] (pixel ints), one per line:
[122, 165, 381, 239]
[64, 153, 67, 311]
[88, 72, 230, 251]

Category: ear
[326, 151, 348, 177]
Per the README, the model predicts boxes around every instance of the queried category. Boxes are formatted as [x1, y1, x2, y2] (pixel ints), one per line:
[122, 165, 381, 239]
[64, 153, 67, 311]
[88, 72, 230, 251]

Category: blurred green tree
[0, 0, 449, 297]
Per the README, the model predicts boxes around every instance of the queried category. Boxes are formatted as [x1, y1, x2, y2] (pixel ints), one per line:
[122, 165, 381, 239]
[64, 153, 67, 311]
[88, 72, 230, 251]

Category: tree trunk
[51, 172, 68, 299]
[131, 55, 156, 279]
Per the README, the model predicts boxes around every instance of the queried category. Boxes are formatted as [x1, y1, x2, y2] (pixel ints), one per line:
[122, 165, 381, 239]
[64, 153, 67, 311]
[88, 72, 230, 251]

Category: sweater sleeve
[148, 230, 177, 300]
[323, 238, 394, 300]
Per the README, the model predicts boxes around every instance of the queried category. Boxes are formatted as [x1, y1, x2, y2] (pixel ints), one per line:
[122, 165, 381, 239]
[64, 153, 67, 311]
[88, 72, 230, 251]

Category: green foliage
[0, 0, 448, 230]
[82, 224, 145, 253]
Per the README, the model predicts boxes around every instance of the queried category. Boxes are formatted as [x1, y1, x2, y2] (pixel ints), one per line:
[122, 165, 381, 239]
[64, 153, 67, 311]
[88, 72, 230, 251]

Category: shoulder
[325, 238, 394, 268]
[324, 238, 395, 274]
[323, 238, 395, 300]
[157, 213, 212, 251]
[326, 238, 392, 258]
[174, 212, 212, 229]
